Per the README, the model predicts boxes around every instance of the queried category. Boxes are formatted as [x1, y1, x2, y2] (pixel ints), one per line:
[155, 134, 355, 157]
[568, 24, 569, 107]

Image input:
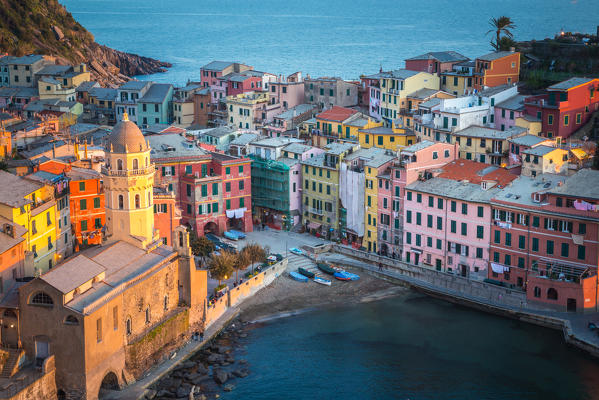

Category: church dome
[106, 113, 148, 153]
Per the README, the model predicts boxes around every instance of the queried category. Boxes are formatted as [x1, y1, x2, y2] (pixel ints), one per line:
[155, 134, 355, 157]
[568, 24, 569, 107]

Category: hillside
[0, 0, 171, 86]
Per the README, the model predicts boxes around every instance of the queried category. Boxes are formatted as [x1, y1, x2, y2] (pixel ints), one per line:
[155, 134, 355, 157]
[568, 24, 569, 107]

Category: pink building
[494, 94, 526, 131]
[402, 160, 516, 278]
[386, 141, 458, 259]
[268, 73, 305, 110]
[200, 61, 254, 104]
[405, 51, 469, 74]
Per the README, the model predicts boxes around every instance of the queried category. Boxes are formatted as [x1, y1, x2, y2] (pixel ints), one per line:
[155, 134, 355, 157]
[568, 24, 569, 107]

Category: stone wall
[1, 356, 57, 400]
[124, 308, 190, 379]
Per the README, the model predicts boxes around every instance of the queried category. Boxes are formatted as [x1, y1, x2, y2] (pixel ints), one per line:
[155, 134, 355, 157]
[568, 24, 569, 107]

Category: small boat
[289, 247, 303, 255]
[229, 229, 246, 239]
[314, 276, 331, 286]
[223, 231, 239, 241]
[334, 271, 352, 281]
[344, 272, 360, 281]
[289, 271, 308, 282]
[317, 262, 336, 275]
[298, 267, 315, 279]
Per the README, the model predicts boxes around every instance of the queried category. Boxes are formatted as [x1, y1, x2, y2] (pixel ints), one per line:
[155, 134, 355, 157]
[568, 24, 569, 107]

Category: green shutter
[212, 203, 218, 213]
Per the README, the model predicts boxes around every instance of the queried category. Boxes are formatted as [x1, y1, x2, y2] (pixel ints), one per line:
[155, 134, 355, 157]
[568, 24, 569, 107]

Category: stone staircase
[287, 254, 327, 279]
[0, 349, 23, 378]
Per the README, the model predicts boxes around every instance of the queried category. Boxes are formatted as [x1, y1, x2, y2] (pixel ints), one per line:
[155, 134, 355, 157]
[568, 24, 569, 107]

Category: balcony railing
[101, 165, 155, 177]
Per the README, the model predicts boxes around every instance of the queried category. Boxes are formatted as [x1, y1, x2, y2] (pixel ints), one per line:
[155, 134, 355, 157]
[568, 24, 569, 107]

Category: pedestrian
[200, 331, 204, 342]
[378, 262, 383, 271]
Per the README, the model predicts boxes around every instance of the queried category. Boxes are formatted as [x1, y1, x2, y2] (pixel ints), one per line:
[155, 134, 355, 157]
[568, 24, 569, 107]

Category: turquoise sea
[61, 0, 598, 85]
[225, 295, 599, 400]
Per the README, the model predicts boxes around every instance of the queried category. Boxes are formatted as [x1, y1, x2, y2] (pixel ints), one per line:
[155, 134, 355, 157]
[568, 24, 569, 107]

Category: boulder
[156, 389, 174, 398]
[206, 354, 223, 364]
[232, 369, 249, 378]
[175, 361, 196, 371]
[144, 389, 157, 399]
[212, 368, 228, 385]
[176, 386, 190, 398]
[196, 364, 209, 375]
[223, 384, 235, 392]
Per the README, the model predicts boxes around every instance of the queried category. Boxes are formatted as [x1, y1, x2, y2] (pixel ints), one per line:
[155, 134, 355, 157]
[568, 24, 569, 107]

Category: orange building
[0, 127, 11, 159]
[474, 51, 520, 91]
[0, 217, 27, 294]
[153, 187, 181, 246]
[66, 167, 105, 247]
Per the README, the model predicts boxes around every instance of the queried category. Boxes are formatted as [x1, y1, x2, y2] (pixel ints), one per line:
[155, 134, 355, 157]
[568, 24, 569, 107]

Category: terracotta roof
[316, 106, 357, 123]
[438, 160, 517, 187]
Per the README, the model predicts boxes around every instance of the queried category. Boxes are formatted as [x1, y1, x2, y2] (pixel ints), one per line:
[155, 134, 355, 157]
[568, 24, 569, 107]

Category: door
[460, 264, 467, 277]
[567, 298, 577, 312]
[413, 253, 419, 265]
[435, 259, 442, 271]
[35, 340, 49, 360]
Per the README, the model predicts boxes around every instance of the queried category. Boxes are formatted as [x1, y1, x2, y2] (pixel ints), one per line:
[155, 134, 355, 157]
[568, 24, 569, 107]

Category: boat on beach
[298, 267, 315, 279]
[314, 276, 331, 286]
[344, 272, 360, 281]
[290, 271, 308, 282]
[334, 271, 352, 281]
[317, 262, 336, 275]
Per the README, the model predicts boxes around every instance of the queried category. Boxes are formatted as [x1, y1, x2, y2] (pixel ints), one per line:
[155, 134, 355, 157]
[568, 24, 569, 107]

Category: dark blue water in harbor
[61, 0, 598, 85]
[225, 295, 599, 400]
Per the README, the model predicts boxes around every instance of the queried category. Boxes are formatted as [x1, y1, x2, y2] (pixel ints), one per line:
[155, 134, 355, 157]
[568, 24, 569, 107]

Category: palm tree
[207, 251, 235, 288]
[487, 16, 516, 50]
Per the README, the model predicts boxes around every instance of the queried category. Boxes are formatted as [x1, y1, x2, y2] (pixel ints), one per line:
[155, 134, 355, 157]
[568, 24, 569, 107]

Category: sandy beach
[238, 266, 406, 323]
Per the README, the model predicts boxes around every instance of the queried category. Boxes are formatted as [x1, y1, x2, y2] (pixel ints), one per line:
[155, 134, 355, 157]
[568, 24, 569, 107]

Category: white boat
[314, 276, 331, 286]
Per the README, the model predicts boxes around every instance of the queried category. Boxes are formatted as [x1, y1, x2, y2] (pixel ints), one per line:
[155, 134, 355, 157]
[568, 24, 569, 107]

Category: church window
[118, 195, 124, 209]
[135, 195, 140, 209]
[117, 159, 123, 171]
[133, 158, 138, 170]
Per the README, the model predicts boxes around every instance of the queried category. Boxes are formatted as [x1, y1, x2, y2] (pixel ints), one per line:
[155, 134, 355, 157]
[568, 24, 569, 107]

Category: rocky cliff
[0, 0, 171, 86]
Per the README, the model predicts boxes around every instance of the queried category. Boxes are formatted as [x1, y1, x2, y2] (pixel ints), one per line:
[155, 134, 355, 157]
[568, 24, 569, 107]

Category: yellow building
[404, 89, 455, 128]
[363, 154, 395, 253]
[377, 70, 440, 124]
[452, 125, 527, 165]
[225, 91, 271, 131]
[312, 106, 381, 148]
[301, 142, 357, 238]
[516, 115, 542, 136]
[521, 145, 569, 177]
[38, 77, 77, 102]
[0, 171, 57, 276]
[358, 125, 416, 152]
[102, 113, 158, 249]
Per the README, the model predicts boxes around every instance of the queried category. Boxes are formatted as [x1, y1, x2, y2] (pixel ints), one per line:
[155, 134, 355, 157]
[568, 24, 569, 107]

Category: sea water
[61, 0, 598, 85]
[225, 295, 599, 400]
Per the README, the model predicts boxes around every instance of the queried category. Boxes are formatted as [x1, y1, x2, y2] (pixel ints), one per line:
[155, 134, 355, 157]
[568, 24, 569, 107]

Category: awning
[307, 222, 321, 230]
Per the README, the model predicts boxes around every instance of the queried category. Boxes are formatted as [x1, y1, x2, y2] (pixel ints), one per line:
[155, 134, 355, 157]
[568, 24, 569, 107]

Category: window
[81, 220, 88, 231]
[406, 232, 411, 244]
[30, 292, 53, 306]
[450, 220, 456, 233]
[451, 201, 456, 212]
[579, 223, 586, 235]
[548, 115, 553, 125]
[547, 240, 554, 255]
[95, 218, 102, 229]
[461, 223, 467, 236]
[406, 211, 412, 223]
[135, 194, 140, 209]
[428, 196, 434, 207]
[240, 197, 245, 208]
[97, 318, 102, 342]
[118, 195, 124, 209]
[461, 203, 467, 215]
[416, 212, 422, 225]
[476, 226, 484, 239]
[494, 230, 500, 244]
[212, 183, 218, 195]
[505, 233, 512, 246]
[564, 115, 569, 126]
[578, 245, 586, 260]
[94, 197, 100, 208]
[64, 315, 79, 325]
[427, 215, 433, 228]
[80, 199, 87, 210]
[126, 318, 132, 335]
[416, 193, 422, 203]
[437, 217, 442, 230]
[225, 182, 231, 192]
[407, 191, 412, 201]
[561, 243, 569, 257]
[113, 306, 118, 331]
[532, 238, 539, 252]
[476, 248, 483, 259]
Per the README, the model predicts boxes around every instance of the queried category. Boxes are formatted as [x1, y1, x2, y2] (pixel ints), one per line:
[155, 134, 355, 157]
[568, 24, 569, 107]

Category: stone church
[0, 114, 208, 399]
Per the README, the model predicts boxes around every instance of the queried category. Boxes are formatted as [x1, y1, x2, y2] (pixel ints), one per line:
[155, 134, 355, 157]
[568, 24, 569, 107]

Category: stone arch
[118, 195, 124, 210]
[203, 221, 218, 235]
[547, 288, 558, 300]
[98, 370, 120, 398]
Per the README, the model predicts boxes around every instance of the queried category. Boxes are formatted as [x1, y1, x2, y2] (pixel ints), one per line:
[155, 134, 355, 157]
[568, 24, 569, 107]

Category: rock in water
[223, 384, 235, 392]
[212, 368, 228, 385]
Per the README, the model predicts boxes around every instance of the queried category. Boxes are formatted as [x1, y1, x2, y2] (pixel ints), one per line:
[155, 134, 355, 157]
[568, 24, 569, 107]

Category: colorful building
[225, 91, 276, 131]
[521, 145, 569, 177]
[302, 142, 357, 239]
[0, 217, 27, 292]
[265, 104, 316, 138]
[363, 153, 395, 253]
[507, 134, 552, 167]
[440, 61, 476, 96]
[452, 125, 527, 165]
[153, 187, 181, 246]
[115, 80, 152, 123]
[172, 83, 202, 127]
[473, 51, 520, 91]
[67, 167, 105, 248]
[0, 171, 57, 276]
[304, 77, 359, 109]
[137, 83, 174, 127]
[358, 124, 416, 152]
[148, 133, 253, 236]
[523, 77, 599, 139]
[403, 160, 516, 275]
[312, 106, 380, 147]
[405, 51, 469, 75]
[488, 170, 599, 312]
[494, 94, 526, 131]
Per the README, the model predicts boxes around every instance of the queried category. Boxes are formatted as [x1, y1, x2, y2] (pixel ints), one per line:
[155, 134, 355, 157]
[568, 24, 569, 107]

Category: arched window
[132, 158, 138, 170]
[135, 194, 140, 209]
[164, 295, 168, 311]
[117, 159, 123, 171]
[118, 195, 124, 210]
[148, 192, 151, 207]
[547, 288, 558, 300]
[533, 287, 541, 298]
[126, 318, 132, 335]
[30, 292, 53, 306]
[145, 307, 150, 324]
[64, 315, 79, 325]
[145, 157, 148, 167]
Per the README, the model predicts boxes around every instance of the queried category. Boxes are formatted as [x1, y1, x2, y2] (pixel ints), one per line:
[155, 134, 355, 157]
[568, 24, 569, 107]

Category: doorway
[567, 298, 577, 312]
[460, 264, 468, 277]
[1, 310, 18, 348]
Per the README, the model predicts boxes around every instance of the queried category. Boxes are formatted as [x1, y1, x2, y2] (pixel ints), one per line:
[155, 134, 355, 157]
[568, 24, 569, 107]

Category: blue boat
[223, 231, 239, 241]
[345, 272, 360, 281]
[229, 229, 246, 239]
[290, 271, 308, 282]
[334, 271, 352, 281]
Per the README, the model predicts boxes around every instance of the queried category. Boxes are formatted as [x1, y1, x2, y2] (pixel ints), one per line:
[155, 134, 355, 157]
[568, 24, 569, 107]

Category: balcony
[306, 206, 324, 216]
[101, 165, 155, 177]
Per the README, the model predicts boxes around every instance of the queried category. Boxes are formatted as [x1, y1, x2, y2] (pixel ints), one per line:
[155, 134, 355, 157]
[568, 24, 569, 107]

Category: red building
[148, 134, 253, 237]
[473, 51, 520, 91]
[405, 51, 469, 75]
[66, 167, 105, 247]
[220, 73, 263, 97]
[153, 187, 181, 246]
[524, 78, 599, 139]
[488, 170, 599, 312]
